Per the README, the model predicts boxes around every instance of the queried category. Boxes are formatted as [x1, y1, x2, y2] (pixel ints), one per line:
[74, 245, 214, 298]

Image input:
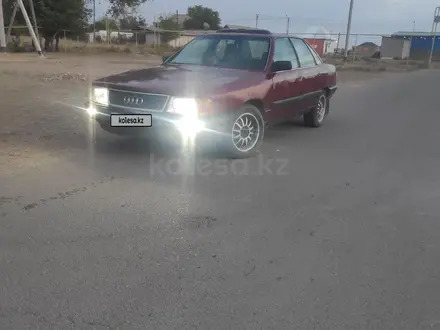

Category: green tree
[35, 0, 90, 51]
[119, 15, 146, 30]
[183, 5, 221, 30]
[156, 14, 181, 43]
[89, 17, 118, 32]
[4, 0, 148, 52]
[3, 0, 90, 51]
[107, 0, 150, 18]
[3, 0, 16, 25]
[156, 13, 180, 30]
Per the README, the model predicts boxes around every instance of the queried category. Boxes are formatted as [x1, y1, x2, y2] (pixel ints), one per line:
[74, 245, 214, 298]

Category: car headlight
[93, 87, 109, 106]
[168, 97, 198, 117]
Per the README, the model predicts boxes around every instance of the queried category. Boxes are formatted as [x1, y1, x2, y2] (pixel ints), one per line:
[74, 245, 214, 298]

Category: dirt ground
[0, 52, 424, 173]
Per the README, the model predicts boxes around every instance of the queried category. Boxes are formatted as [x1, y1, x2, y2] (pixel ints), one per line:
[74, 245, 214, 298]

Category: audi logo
[123, 96, 144, 105]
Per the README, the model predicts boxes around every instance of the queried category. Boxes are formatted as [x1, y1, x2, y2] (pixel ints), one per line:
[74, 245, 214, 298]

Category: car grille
[109, 89, 169, 112]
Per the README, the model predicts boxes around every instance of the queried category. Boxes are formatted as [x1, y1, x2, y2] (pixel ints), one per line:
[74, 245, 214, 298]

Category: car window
[247, 39, 270, 60]
[273, 38, 299, 69]
[174, 38, 214, 65]
[304, 42, 323, 64]
[167, 35, 270, 71]
[215, 39, 236, 60]
[290, 38, 317, 68]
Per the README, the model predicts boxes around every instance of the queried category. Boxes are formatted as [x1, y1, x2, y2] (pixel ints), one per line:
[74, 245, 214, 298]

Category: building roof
[302, 36, 336, 41]
[392, 31, 440, 37]
[356, 41, 379, 48]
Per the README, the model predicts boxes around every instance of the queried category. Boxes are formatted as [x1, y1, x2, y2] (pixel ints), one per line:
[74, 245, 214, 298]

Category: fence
[81, 30, 388, 59]
[11, 26, 440, 61]
[81, 30, 384, 50]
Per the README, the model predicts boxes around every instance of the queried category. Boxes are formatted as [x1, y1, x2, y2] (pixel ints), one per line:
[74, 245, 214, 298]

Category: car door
[289, 38, 322, 111]
[304, 41, 328, 90]
[266, 37, 302, 121]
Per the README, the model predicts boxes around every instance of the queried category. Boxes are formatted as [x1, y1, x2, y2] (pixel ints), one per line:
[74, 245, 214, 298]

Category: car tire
[304, 92, 328, 128]
[217, 104, 265, 158]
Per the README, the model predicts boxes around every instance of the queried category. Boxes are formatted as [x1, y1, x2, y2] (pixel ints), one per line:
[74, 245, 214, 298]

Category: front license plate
[110, 114, 152, 127]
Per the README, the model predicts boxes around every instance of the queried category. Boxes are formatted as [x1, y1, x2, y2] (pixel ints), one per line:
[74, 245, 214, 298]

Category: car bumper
[88, 103, 229, 138]
[328, 85, 338, 98]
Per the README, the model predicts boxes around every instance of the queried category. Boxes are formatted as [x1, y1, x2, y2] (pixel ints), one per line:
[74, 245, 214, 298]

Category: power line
[258, 14, 290, 19]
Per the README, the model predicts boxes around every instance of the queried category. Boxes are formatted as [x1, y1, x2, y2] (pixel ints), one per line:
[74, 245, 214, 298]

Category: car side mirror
[271, 60, 292, 72]
[162, 55, 171, 63]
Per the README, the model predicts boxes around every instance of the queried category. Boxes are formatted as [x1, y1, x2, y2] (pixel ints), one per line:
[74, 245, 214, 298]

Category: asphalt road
[1, 70, 440, 330]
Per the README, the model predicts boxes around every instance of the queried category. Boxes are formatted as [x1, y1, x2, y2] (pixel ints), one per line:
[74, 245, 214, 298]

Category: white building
[88, 30, 134, 43]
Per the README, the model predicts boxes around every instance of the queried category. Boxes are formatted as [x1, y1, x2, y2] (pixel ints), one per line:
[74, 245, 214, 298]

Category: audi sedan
[87, 28, 337, 158]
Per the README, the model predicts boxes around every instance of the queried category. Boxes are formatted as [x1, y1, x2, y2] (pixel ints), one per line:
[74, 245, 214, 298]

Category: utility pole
[428, 6, 440, 65]
[0, 0, 7, 52]
[255, 14, 259, 28]
[153, 16, 156, 47]
[352, 34, 358, 61]
[407, 20, 415, 65]
[106, 15, 110, 44]
[7, 2, 18, 40]
[286, 15, 290, 35]
[28, 0, 39, 41]
[93, 0, 96, 42]
[17, 0, 43, 55]
[343, 0, 354, 60]
[3, 0, 43, 55]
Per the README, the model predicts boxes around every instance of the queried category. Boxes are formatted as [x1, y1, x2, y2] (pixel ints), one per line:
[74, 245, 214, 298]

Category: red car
[89, 29, 337, 157]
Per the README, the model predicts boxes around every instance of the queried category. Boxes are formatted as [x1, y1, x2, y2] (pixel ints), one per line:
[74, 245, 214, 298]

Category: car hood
[93, 64, 262, 97]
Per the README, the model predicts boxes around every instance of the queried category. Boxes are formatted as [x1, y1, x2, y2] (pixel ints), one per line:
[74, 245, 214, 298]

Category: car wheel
[304, 92, 328, 128]
[217, 104, 265, 158]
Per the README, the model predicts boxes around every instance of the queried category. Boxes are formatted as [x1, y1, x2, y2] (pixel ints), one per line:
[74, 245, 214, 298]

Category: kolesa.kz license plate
[110, 114, 152, 127]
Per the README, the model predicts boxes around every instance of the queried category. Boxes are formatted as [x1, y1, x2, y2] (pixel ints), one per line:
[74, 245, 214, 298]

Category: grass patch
[9, 37, 180, 56]
[56, 40, 178, 56]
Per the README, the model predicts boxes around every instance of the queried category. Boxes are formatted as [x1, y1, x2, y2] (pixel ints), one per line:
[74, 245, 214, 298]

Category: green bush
[6, 41, 26, 53]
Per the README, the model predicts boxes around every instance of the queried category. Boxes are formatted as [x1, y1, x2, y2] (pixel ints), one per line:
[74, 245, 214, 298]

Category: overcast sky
[95, 0, 439, 43]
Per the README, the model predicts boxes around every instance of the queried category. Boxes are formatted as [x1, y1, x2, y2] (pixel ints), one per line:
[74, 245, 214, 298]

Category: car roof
[207, 29, 304, 40]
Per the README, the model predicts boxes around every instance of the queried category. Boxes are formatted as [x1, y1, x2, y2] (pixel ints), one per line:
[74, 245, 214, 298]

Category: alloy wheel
[316, 95, 327, 123]
[231, 112, 261, 153]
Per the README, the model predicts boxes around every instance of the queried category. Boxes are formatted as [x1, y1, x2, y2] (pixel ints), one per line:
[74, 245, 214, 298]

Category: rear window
[290, 38, 317, 68]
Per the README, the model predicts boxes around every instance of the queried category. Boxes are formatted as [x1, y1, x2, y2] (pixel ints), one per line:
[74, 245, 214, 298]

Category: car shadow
[93, 133, 180, 158]
[263, 118, 309, 140]
[63, 119, 310, 194]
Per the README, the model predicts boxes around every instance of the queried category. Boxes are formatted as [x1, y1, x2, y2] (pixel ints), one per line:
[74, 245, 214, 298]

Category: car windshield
[166, 34, 271, 71]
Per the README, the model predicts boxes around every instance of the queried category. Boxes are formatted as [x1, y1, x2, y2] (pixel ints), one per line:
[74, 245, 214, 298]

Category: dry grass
[10, 37, 179, 56]
[58, 39, 177, 56]
[323, 56, 427, 72]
